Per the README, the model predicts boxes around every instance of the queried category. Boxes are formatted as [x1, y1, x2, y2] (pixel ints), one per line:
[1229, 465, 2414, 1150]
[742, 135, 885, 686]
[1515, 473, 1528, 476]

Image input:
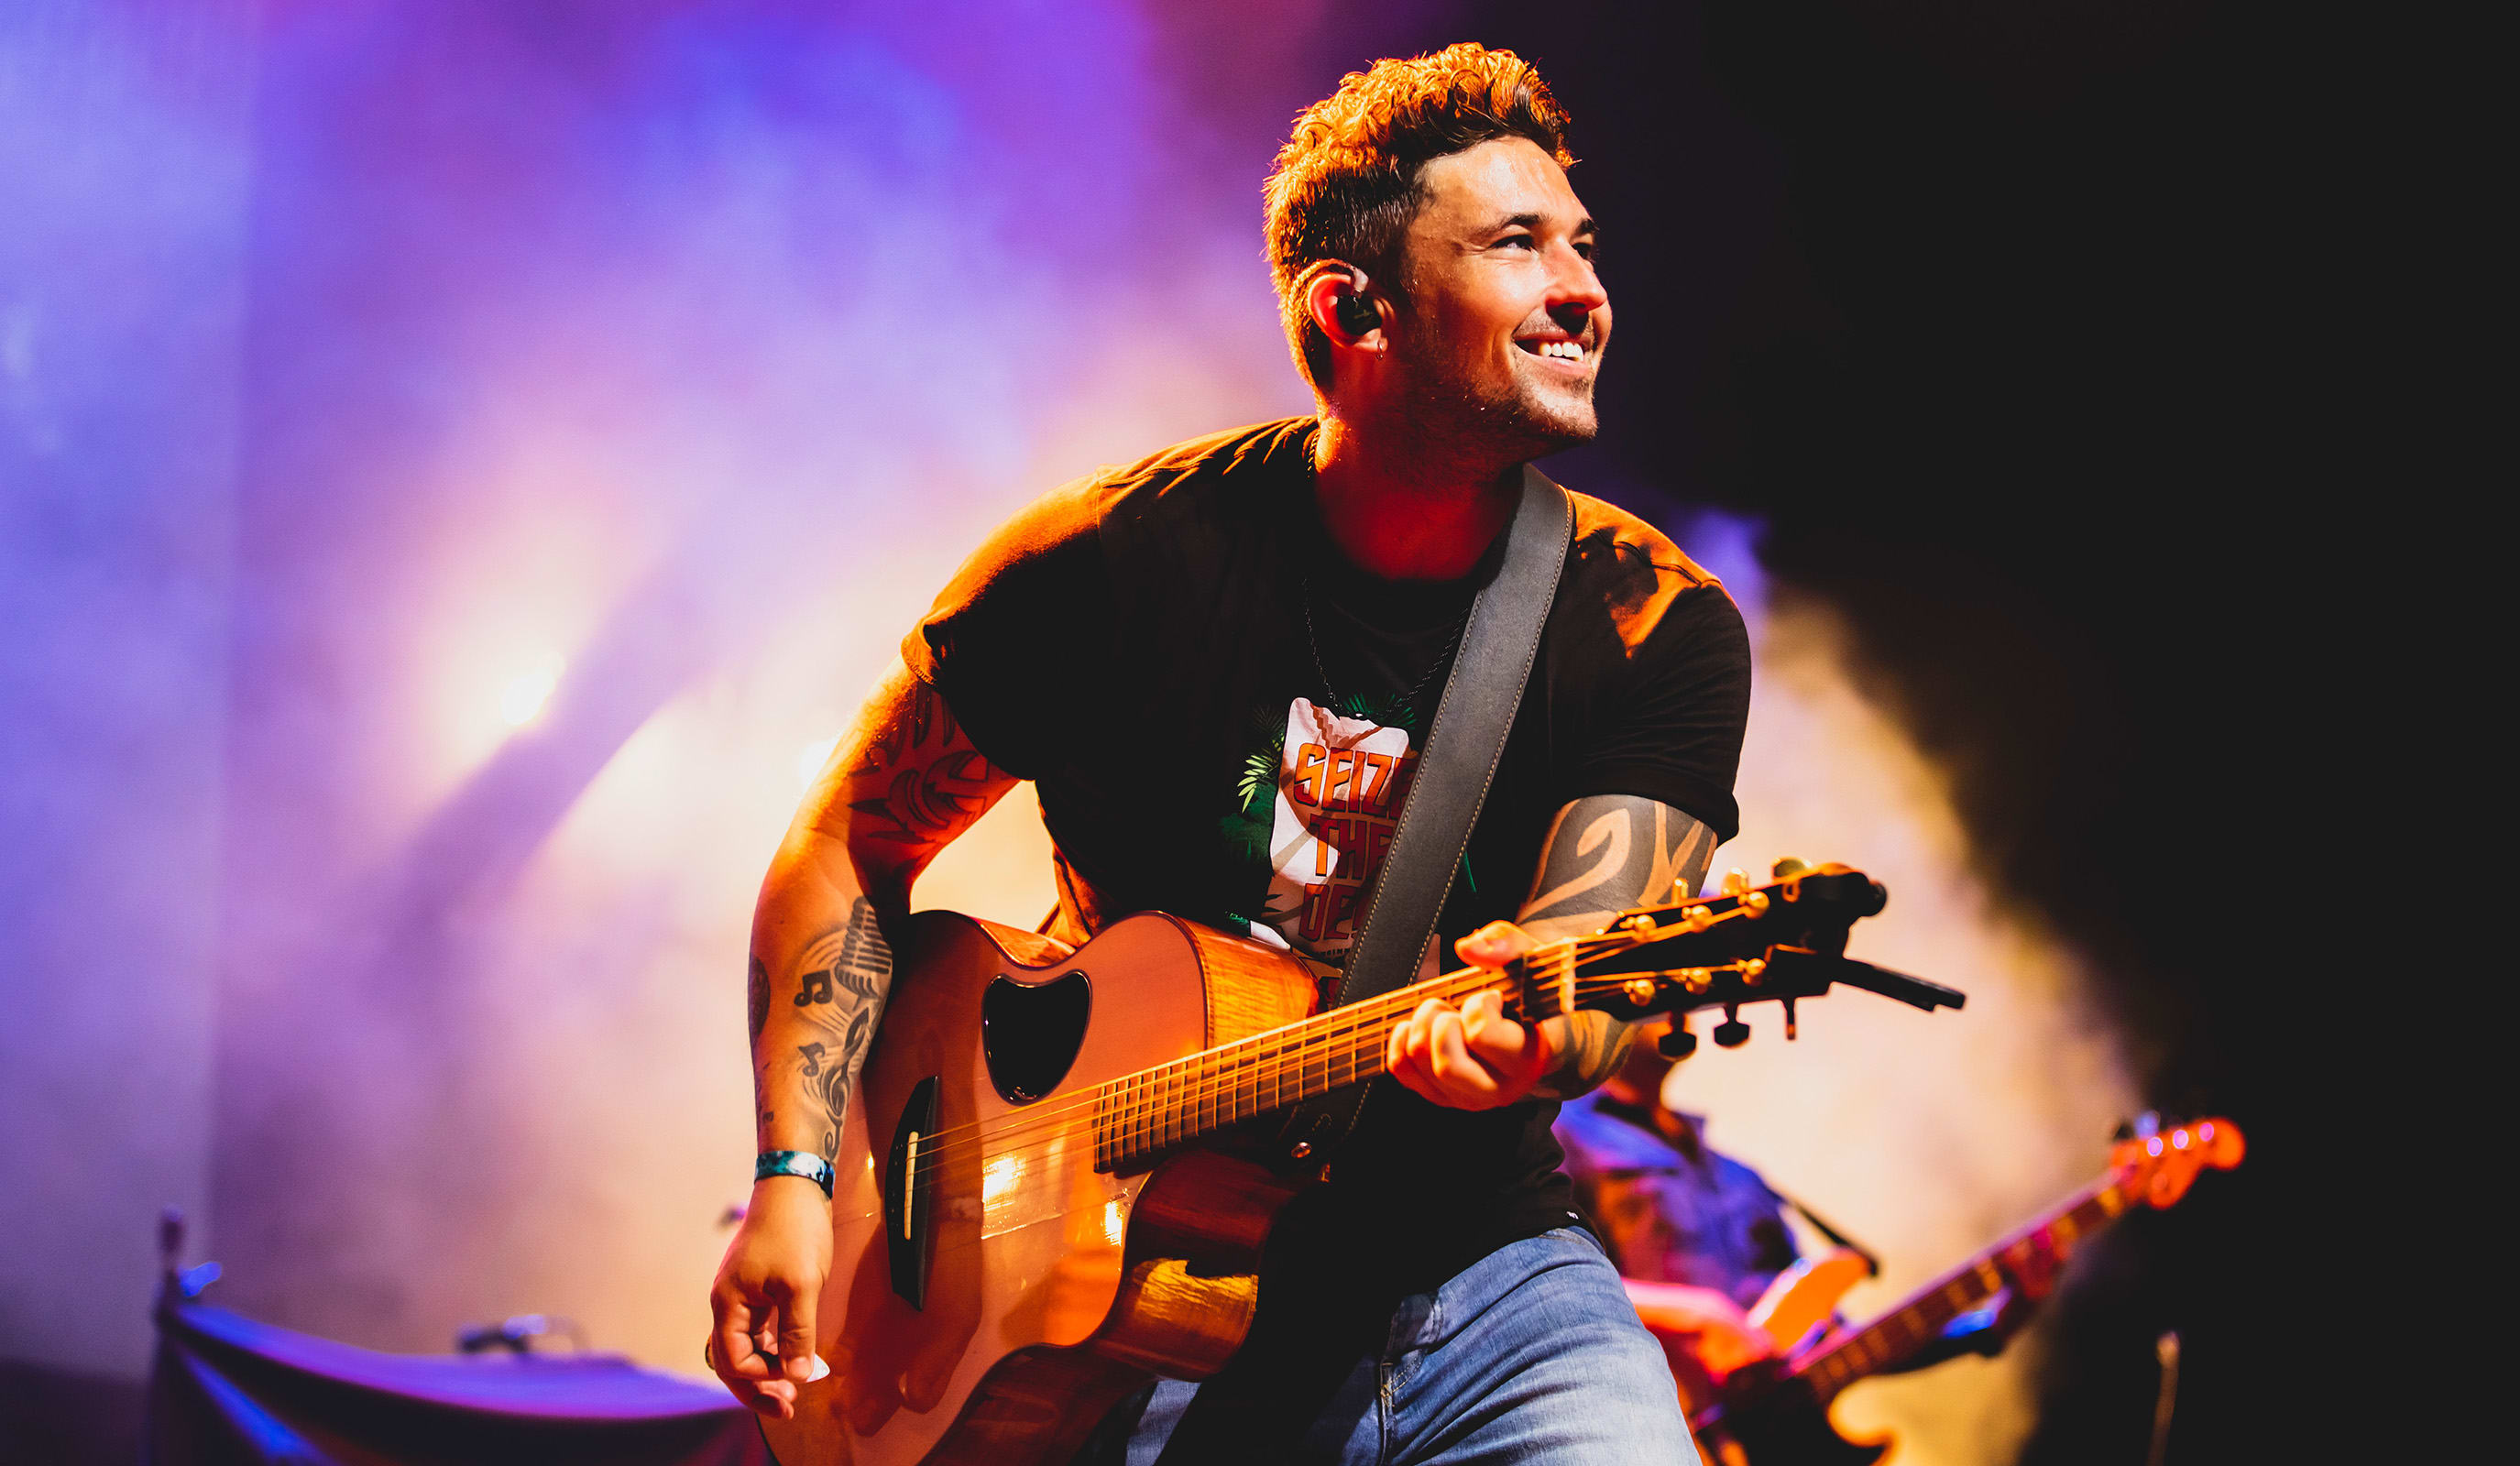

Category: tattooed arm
[709, 657, 1016, 1417]
[1388, 793, 1717, 1111]
[1515, 794, 1718, 1099]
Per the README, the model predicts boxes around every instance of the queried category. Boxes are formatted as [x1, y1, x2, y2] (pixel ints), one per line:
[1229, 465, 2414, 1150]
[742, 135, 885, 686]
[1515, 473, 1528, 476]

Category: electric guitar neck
[1793, 1116, 2242, 1402]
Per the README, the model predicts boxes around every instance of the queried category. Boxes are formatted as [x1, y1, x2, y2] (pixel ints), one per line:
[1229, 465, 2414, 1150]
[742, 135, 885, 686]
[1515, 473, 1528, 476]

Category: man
[709, 45, 1751, 1463]
[1555, 1021, 1800, 1413]
[1561, 1018, 2021, 1420]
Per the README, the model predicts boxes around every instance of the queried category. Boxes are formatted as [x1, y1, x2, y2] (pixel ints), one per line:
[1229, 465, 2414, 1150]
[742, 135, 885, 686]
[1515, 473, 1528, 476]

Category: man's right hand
[708, 1176, 835, 1418]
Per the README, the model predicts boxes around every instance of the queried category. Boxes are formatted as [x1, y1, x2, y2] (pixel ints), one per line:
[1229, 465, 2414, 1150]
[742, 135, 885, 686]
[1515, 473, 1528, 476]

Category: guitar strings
[897, 955, 1743, 1183]
[889, 900, 1759, 1171]
[897, 963, 1727, 1187]
[889, 918, 1750, 1178]
[1792, 1174, 2130, 1395]
[890, 961, 1511, 1177]
[882, 935, 1594, 1165]
[886, 926, 1633, 1171]
[885, 892, 1778, 1174]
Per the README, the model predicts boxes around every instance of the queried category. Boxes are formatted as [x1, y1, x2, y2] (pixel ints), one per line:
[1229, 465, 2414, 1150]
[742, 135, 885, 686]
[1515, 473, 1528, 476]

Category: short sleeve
[900, 478, 1113, 781]
[1561, 584, 1752, 841]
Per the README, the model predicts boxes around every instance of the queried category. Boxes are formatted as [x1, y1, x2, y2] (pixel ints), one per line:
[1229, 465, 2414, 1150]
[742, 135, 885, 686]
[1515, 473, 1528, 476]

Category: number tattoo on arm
[1518, 795, 1719, 1097]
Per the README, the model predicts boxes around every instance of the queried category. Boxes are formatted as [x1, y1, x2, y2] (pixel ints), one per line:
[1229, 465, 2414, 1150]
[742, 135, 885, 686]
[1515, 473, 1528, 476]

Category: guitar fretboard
[1791, 1178, 2128, 1403]
[1087, 946, 1590, 1172]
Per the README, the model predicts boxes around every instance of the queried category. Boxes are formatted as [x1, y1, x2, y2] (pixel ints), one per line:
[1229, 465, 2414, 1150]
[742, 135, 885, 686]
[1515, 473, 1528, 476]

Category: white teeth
[1541, 341, 1581, 359]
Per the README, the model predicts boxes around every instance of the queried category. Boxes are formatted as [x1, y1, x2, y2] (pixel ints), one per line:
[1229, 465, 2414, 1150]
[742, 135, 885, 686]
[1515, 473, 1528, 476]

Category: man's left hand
[1386, 921, 1562, 1110]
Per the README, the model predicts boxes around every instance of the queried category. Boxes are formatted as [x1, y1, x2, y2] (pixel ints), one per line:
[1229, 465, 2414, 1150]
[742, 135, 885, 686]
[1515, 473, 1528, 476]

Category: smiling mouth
[1516, 338, 1589, 363]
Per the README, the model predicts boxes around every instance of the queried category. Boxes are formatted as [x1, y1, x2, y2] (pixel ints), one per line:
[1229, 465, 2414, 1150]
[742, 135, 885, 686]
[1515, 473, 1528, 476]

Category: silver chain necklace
[1299, 572, 1472, 714]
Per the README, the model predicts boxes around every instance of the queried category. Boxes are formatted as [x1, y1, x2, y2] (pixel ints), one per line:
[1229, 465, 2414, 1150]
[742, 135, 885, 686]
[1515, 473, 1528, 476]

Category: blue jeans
[1119, 1227, 1698, 1465]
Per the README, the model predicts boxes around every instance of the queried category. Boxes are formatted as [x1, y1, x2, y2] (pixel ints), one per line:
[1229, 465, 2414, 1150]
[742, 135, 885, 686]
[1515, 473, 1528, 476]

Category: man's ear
[1300, 261, 1385, 349]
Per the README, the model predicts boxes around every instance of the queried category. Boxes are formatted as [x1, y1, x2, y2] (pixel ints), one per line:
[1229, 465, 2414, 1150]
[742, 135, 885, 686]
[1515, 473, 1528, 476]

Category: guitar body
[1747, 1249, 1871, 1354]
[758, 910, 1319, 1466]
[1685, 1252, 1888, 1466]
[1700, 1395, 1889, 1466]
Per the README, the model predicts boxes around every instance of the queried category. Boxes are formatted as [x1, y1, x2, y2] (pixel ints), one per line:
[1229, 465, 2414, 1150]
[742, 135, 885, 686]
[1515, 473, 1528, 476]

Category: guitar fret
[1091, 967, 1516, 1173]
[1134, 1072, 1150, 1158]
[1798, 1180, 2132, 1406]
[1127, 1078, 1141, 1161]
[1113, 1078, 1134, 1174]
[1112, 1078, 1128, 1167]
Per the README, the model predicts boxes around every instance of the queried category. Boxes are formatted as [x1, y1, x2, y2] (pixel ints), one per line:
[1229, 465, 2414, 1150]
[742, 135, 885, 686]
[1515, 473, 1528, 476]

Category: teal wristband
[755, 1150, 835, 1198]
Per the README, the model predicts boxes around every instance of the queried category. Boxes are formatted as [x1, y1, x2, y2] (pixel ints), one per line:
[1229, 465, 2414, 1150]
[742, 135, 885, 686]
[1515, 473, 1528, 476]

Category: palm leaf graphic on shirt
[1233, 712, 1286, 813]
[1234, 747, 1278, 811]
[1221, 711, 1285, 869]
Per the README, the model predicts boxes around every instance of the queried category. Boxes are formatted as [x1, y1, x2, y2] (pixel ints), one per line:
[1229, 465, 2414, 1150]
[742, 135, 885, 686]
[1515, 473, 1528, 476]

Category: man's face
[1389, 137, 1610, 451]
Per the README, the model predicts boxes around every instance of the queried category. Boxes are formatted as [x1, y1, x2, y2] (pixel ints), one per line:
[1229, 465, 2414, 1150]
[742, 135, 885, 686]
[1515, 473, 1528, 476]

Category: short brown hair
[1265, 44, 1575, 395]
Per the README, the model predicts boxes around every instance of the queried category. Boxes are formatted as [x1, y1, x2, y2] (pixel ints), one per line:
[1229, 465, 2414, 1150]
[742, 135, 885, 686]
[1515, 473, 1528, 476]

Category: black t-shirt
[903, 417, 1750, 1294]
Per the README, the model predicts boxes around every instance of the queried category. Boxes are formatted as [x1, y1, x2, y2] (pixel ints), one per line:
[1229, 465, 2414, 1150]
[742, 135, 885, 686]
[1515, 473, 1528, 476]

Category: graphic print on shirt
[1217, 694, 1443, 991]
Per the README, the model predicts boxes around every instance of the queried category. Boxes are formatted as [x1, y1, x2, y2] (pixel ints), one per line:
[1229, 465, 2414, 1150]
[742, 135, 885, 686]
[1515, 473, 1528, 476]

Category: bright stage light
[499, 652, 565, 728]
[796, 735, 840, 790]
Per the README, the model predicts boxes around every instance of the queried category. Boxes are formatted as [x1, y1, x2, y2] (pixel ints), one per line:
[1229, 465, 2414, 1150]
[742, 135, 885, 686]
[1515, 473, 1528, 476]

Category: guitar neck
[1081, 872, 1887, 1173]
[1089, 948, 1589, 1172]
[1790, 1174, 2130, 1405]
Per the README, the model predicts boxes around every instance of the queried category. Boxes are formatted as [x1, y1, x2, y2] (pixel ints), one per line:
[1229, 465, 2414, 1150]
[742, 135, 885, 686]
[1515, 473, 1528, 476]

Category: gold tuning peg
[1769, 857, 1811, 880]
[1720, 868, 1752, 897]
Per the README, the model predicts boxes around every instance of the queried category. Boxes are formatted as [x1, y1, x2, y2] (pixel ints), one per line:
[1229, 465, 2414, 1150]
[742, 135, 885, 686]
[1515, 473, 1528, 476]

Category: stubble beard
[1394, 340, 1600, 468]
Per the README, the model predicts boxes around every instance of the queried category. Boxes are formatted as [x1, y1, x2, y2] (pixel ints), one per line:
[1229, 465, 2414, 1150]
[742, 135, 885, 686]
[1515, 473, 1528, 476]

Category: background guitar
[1691, 1115, 2244, 1466]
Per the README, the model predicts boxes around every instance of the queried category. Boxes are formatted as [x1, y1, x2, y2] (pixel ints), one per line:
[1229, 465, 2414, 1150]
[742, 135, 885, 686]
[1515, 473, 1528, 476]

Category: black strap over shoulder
[1276, 465, 1572, 1169]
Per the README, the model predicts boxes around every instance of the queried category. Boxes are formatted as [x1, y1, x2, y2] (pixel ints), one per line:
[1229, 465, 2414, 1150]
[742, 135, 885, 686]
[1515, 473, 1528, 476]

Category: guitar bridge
[884, 1075, 940, 1310]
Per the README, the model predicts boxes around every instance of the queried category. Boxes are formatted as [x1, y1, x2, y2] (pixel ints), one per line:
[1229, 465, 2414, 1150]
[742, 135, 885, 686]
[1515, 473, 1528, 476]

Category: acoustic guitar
[756, 863, 1963, 1466]
[1690, 1115, 2246, 1466]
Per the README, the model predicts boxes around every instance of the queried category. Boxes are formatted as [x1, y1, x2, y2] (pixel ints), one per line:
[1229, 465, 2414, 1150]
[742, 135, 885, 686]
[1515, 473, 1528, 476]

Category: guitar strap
[1276, 465, 1572, 1171]
[1774, 1186, 1884, 1276]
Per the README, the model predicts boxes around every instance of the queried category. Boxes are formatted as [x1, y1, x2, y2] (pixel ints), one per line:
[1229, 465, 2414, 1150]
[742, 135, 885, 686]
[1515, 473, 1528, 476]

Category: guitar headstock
[2110, 1113, 2245, 1210]
[1507, 859, 1966, 1048]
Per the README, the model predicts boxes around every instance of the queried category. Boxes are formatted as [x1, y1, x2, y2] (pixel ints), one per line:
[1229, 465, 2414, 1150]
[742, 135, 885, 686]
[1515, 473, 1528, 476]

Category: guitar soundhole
[981, 969, 1090, 1103]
